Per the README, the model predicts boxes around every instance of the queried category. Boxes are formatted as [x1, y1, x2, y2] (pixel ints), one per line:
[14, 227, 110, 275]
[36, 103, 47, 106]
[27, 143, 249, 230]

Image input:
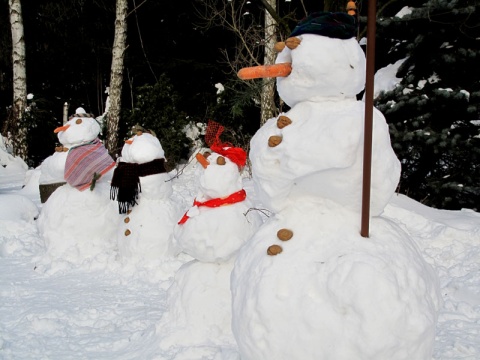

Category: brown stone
[127, 209, 132, 214]
[125, 229, 131, 236]
[285, 37, 301, 50]
[75, 118, 82, 124]
[277, 115, 292, 129]
[124, 217, 130, 224]
[203, 151, 211, 158]
[274, 41, 286, 52]
[217, 156, 226, 165]
[277, 228, 293, 241]
[268, 135, 282, 147]
[267, 244, 283, 256]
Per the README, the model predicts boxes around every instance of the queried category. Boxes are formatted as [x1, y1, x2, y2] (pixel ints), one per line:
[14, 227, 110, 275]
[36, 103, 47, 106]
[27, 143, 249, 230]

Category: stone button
[267, 244, 283, 256]
[277, 228, 293, 241]
[285, 37, 301, 50]
[274, 41, 285, 52]
[277, 115, 292, 129]
[217, 156, 226, 165]
[268, 135, 282, 147]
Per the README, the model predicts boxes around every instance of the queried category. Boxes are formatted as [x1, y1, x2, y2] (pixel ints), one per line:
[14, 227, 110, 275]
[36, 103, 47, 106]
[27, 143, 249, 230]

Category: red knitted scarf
[178, 189, 247, 224]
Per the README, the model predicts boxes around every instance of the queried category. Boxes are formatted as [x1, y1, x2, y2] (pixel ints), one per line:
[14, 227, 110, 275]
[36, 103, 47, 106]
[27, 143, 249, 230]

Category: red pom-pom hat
[210, 144, 247, 168]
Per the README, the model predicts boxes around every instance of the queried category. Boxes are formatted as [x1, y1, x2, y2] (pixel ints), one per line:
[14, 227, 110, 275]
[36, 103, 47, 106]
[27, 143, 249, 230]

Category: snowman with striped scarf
[36, 108, 118, 268]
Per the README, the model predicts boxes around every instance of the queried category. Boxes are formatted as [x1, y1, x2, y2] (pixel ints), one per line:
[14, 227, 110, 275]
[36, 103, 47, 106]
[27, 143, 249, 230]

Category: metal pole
[63, 102, 69, 125]
[361, 0, 377, 238]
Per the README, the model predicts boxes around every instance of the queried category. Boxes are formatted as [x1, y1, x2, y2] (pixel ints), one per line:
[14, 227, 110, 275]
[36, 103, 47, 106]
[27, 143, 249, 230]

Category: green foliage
[200, 79, 262, 157]
[121, 74, 191, 171]
[375, 0, 480, 210]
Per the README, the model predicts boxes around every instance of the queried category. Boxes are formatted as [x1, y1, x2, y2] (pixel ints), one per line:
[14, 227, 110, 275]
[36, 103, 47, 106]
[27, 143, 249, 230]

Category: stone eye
[76, 119, 82, 124]
[203, 151, 211, 159]
[217, 156, 226, 165]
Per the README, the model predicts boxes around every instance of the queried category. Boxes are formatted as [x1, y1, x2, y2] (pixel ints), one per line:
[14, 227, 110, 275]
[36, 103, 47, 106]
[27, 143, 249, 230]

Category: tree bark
[8, 0, 28, 160]
[106, 0, 128, 158]
[260, 0, 277, 125]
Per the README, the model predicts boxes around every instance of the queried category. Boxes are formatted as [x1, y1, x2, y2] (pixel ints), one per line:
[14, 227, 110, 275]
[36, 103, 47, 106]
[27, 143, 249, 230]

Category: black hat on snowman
[289, 11, 357, 40]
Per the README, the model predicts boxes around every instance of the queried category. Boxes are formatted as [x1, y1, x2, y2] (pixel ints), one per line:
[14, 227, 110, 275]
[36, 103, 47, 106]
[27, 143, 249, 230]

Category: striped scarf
[64, 138, 116, 191]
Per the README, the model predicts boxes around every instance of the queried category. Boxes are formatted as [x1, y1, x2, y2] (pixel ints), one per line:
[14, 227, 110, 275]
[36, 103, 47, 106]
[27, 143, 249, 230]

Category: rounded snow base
[37, 182, 118, 265]
[231, 199, 441, 360]
[157, 260, 237, 352]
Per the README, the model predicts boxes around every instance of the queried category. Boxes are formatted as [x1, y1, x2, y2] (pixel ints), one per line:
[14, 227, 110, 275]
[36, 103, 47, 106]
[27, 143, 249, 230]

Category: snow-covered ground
[0, 152, 479, 359]
[1, 15, 479, 356]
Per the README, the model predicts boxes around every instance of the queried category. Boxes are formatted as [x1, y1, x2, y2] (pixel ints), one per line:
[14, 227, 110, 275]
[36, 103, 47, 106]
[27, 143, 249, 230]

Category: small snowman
[232, 12, 441, 360]
[157, 127, 262, 354]
[36, 109, 118, 267]
[110, 126, 181, 269]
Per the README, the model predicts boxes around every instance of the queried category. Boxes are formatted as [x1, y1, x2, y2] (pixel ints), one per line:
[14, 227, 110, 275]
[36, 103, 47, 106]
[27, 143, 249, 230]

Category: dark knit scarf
[110, 158, 167, 214]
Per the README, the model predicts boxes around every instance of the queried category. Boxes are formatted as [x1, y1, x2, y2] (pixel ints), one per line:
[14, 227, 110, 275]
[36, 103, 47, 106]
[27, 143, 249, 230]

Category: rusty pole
[361, 0, 377, 238]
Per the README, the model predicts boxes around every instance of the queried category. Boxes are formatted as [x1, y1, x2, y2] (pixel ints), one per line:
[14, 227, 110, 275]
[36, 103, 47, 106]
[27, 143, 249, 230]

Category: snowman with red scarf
[157, 123, 262, 354]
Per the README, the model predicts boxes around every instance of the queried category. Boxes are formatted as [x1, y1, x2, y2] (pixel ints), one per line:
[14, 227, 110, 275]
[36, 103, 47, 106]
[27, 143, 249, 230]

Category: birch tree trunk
[106, 0, 128, 158]
[260, 0, 277, 125]
[8, 0, 28, 160]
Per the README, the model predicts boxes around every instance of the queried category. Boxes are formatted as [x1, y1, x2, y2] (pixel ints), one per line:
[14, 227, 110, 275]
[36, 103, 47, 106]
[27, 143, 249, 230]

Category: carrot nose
[195, 153, 210, 169]
[125, 139, 133, 145]
[54, 124, 70, 133]
[238, 63, 292, 80]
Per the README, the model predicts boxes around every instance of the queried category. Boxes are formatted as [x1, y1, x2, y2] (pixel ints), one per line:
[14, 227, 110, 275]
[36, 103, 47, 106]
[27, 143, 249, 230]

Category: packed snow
[1, 128, 480, 359]
[1, 11, 480, 360]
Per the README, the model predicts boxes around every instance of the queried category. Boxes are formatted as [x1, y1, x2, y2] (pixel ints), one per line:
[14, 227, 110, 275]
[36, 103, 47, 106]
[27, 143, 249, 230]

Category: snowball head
[198, 152, 243, 200]
[275, 34, 366, 106]
[121, 133, 165, 164]
[57, 116, 101, 148]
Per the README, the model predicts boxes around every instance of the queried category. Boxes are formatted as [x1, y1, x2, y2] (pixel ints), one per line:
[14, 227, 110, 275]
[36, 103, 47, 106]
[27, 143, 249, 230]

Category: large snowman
[36, 110, 118, 267]
[232, 12, 441, 360]
[110, 128, 181, 270]
[157, 140, 262, 355]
